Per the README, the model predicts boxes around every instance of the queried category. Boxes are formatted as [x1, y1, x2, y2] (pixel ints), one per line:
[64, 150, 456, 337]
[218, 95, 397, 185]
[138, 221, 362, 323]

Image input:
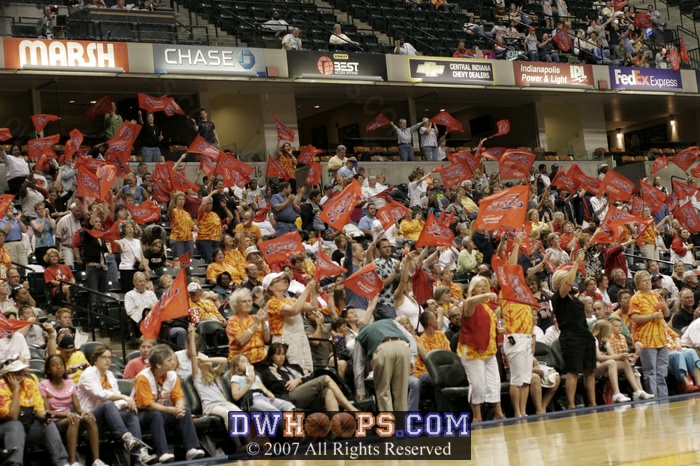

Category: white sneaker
[70, 462, 82, 466]
[137, 448, 159, 465]
[93, 460, 109, 466]
[122, 432, 142, 454]
[158, 453, 175, 463]
[185, 449, 206, 460]
[612, 393, 631, 403]
[633, 390, 655, 401]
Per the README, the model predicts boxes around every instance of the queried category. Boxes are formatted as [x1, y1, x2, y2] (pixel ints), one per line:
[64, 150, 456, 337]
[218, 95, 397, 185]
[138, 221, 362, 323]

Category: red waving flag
[671, 146, 699, 172]
[366, 114, 391, 133]
[496, 264, 539, 307]
[635, 217, 656, 247]
[665, 191, 680, 212]
[75, 155, 106, 173]
[438, 161, 473, 188]
[319, 179, 363, 231]
[297, 144, 323, 166]
[85, 221, 121, 241]
[258, 232, 305, 266]
[668, 49, 680, 72]
[306, 162, 323, 186]
[174, 251, 191, 268]
[188, 134, 219, 157]
[430, 111, 463, 133]
[613, 0, 628, 11]
[163, 97, 186, 117]
[551, 171, 579, 193]
[499, 149, 536, 180]
[273, 115, 295, 142]
[153, 163, 173, 192]
[0, 128, 11, 142]
[629, 196, 644, 218]
[267, 155, 290, 180]
[449, 149, 481, 172]
[27, 134, 60, 159]
[0, 195, 15, 220]
[215, 151, 253, 188]
[415, 212, 455, 248]
[672, 179, 699, 199]
[199, 152, 219, 178]
[474, 184, 529, 231]
[681, 37, 689, 64]
[314, 246, 347, 281]
[491, 119, 511, 138]
[674, 201, 700, 234]
[376, 201, 410, 231]
[97, 165, 117, 201]
[85, 96, 112, 120]
[140, 268, 189, 336]
[138, 93, 167, 112]
[0, 313, 32, 335]
[553, 28, 572, 51]
[63, 128, 84, 161]
[112, 121, 141, 144]
[606, 204, 642, 230]
[34, 147, 57, 173]
[481, 147, 507, 161]
[168, 166, 200, 193]
[341, 262, 384, 300]
[634, 12, 653, 29]
[125, 201, 161, 225]
[31, 114, 60, 133]
[252, 205, 271, 222]
[572, 173, 601, 195]
[599, 170, 635, 203]
[651, 155, 668, 174]
[104, 139, 133, 178]
[640, 180, 667, 214]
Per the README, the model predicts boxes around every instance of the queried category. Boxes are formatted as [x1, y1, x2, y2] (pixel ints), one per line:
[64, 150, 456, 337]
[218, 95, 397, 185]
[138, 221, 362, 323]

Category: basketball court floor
[190, 394, 700, 466]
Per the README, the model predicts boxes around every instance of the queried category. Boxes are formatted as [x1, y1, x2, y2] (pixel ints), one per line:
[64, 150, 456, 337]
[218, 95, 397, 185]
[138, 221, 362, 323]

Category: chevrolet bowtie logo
[416, 62, 445, 78]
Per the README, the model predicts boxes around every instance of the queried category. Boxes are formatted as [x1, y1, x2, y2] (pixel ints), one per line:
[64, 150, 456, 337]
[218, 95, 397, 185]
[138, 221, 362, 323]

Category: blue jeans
[668, 349, 700, 381]
[138, 409, 200, 456]
[106, 253, 119, 286]
[398, 144, 415, 161]
[274, 221, 297, 236]
[141, 146, 162, 163]
[408, 375, 421, 411]
[170, 240, 193, 261]
[0, 419, 69, 466]
[195, 239, 218, 264]
[92, 400, 143, 440]
[640, 346, 669, 397]
[422, 146, 438, 161]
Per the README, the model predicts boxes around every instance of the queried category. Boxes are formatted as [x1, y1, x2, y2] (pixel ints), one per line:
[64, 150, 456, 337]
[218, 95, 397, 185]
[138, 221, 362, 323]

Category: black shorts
[560, 333, 596, 374]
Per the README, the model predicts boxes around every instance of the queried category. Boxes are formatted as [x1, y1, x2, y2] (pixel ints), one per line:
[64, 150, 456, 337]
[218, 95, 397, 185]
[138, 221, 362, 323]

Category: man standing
[372, 238, 400, 320]
[188, 108, 219, 147]
[270, 181, 302, 236]
[353, 319, 416, 411]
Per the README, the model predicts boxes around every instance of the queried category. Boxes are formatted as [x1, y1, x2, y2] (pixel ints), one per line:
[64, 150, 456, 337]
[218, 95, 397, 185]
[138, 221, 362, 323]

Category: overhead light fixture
[670, 116, 676, 126]
[439, 108, 445, 112]
[68, 100, 75, 104]
[313, 105, 320, 109]
[616, 129, 622, 139]
[21, 65, 124, 73]
[90, 100, 97, 104]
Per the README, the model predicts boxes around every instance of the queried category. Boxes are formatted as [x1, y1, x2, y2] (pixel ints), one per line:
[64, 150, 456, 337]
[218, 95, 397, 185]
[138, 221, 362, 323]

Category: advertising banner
[3, 38, 129, 71]
[514, 62, 594, 87]
[287, 51, 387, 79]
[609, 66, 682, 91]
[408, 57, 494, 84]
[152, 44, 266, 75]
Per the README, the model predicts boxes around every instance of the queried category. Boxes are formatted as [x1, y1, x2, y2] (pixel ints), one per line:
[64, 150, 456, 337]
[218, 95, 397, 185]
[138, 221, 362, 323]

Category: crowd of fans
[1, 107, 699, 465]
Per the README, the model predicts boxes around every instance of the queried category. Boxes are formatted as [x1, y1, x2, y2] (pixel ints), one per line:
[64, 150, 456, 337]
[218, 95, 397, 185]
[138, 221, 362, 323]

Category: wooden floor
[206, 395, 700, 466]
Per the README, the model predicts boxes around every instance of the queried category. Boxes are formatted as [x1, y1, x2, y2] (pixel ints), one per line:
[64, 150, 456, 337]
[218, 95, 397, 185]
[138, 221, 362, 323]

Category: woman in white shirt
[76, 345, 156, 465]
[117, 221, 148, 293]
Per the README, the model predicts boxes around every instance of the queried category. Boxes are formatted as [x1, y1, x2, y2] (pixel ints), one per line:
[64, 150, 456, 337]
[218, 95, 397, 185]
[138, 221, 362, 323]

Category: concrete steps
[314, 0, 392, 45]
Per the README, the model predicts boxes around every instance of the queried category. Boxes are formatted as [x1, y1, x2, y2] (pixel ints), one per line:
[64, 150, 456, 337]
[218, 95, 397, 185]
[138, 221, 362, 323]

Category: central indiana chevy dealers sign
[514, 63, 594, 88]
[408, 57, 494, 84]
[287, 51, 388, 80]
[609, 66, 682, 91]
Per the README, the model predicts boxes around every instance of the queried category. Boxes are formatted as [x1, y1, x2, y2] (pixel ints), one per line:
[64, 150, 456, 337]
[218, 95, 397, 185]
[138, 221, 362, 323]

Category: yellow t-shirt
[414, 331, 450, 376]
[629, 291, 666, 349]
[197, 210, 222, 241]
[169, 208, 194, 242]
[0, 375, 44, 418]
[267, 297, 296, 336]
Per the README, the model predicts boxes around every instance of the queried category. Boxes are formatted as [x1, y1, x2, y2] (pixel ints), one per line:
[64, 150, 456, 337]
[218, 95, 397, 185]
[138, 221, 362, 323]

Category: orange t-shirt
[501, 298, 534, 335]
[448, 282, 463, 300]
[197, 210, 222, 241]
[206, 262, 239, 284]
[629, 291, 666, 349]
[414, 331, 450, 376]
[278, 153, 296, 179]
[267, 297, 296, 336]
[169, 208, 194, 241]
[133, 372, 183, 408]
[226, 314, 266, 364]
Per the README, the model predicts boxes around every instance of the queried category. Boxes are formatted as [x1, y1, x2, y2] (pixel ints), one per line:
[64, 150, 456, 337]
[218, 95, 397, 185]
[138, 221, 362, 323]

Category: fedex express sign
[609, 66, 681, 91]
[3, 38, 129, 71]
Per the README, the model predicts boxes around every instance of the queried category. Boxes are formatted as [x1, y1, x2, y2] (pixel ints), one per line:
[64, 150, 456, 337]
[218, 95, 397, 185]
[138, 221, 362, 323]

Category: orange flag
[273, 115, 295, 141]
[85, 221, 121, 241]
[215, 151, 253, 188]
[474, 185, 529, 232]
[112, 121, 141, 144]
[0, 313, 32, 334]
[266, 155, 290, 180]
[366, 114, 391, 133]
[496, 264, 539, 307]
[0, 128, 11, 142]
[76, 166, 101, 199]
[668, 49, 680, 72]
[306, 162, 323, 186]
[499, 149, 536, 180]
[629, 196, 644, 218]
[491, 119, 510, 138]
[163, 97, 186, 117]
[640, 180, 667, 214]
[415, 212, 455, 248]
[104, 139, 133, 178]
[430, 111, 463, 133]
[635, 218, 656, 247]
[672, 179, 699, 199]
[551, 171, 579, 193]
[672, 146, 699, 172]
[674, 202, 700, 234]
[27, 134, 60, 159]
[681, 37, 689, 64]
[439, 161, 473, 188]
[341, 263, 384, 300]
[252, 205, 271, 222]
[140, 268, 190, 337]
[174, 251, 191, 268]
[376, 201, 410, 231]
[168, 166, 200, 193]
[651, 155, 668, 174]
[125, 201, 161, 225]
[599, 170, 635, 203]
[572, 173, 601, 195]
[138, 93, 167, 112]
[31, 114, 60, 133]
[319, 179, 363, 231]
[314, 247, 347, 281]
[34, 147, 57, 173]
[297, 144, 323, 166]
[63, 128, 84, 162]
[0, 195, 15, 220]
[85, 95, 112, 120]
[258, 232, 305, 266]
